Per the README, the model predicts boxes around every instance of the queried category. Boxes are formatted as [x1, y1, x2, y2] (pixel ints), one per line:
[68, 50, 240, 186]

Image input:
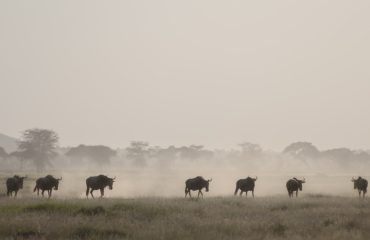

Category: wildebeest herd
[5, 174, 115, 199]
[4, 175, 368, 199]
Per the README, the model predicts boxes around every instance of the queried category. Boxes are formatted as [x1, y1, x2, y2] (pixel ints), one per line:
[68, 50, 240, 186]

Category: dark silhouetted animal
[185, 176, 212, 198]
[34, 175, 62, 198]
[352, 176, 368, 198]
[86, 175, 115, 198]
[286, 177, 305, 198]
[234, 176, 257, 197]
[6, 175, 26, 197]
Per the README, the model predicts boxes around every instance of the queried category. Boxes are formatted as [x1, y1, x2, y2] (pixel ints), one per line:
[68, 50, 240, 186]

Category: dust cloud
[3, 155, 366, 199]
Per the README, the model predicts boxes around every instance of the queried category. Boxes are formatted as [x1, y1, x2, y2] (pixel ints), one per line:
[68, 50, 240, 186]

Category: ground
[0, 195, 369, 240]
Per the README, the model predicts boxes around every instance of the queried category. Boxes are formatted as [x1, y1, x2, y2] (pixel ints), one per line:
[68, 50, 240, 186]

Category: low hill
[0, 133, 17, 153]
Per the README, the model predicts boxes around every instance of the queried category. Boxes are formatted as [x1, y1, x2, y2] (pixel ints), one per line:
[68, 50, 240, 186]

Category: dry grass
[0, 196, 369, 239]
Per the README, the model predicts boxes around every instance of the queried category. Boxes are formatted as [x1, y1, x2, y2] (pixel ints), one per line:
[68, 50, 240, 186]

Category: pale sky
[1, 0, 370, 151]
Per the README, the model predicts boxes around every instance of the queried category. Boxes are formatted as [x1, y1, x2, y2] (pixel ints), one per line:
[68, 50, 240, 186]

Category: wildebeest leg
[185, 188, 188, 198]
[198, 190, 204, 198]
[240, 191, 243, 197]
[100, 188, 104, 198]
[14, 190, 18, 198]
[188, 191, 192, 198]
[90, 189, 95, 199]
[296, 191, 298, 197]
[86, 187, 90, 198]
[41, 190, 45, 197]
[252, 191, 254, 198]
[359, 191, 361, 198]
[37, 188, 39, 196]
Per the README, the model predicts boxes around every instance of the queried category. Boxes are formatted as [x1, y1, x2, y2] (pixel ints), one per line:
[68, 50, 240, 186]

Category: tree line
[0, 128, 370, 172]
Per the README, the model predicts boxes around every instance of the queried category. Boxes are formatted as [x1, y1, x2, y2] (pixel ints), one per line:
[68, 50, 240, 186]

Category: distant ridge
[0, 133, 17, 153]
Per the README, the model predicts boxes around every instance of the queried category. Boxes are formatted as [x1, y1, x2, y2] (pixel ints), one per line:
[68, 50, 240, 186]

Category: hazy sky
[1, 0, 370, 151]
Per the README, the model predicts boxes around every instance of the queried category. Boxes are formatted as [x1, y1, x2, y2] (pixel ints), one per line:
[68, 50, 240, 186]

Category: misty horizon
[1, 0, 370, 152]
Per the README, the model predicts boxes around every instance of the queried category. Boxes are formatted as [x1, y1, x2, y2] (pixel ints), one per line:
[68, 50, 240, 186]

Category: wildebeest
[234, 176, 257, 197]
[86, 175, 115, 198]
[6, 175, 26, 197]
[286, 177, 305, 198]
[185, 176, 212, 198]
[352, 176, 368, 198]
[34, 175, 62, 198]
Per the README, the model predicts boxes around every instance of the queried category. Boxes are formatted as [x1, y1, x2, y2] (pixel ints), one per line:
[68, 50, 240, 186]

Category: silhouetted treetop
[283, 142, 320, 159]
[17, 128, 59, 172]
[66, 144, 116, 165]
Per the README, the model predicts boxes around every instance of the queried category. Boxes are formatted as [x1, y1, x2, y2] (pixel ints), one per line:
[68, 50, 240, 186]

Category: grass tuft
[75, 206, 105, 216]
[73, 226, 127, 239]
[272, 223, 287, 236]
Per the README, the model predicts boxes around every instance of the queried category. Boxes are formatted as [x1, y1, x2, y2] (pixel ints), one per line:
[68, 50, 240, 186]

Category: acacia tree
[126, 141, 150, 166]
[239, 142, 262, 160]
[17, 128, 59, 172]
[283, 142, 320, 160]
[66, 144, 116, 166]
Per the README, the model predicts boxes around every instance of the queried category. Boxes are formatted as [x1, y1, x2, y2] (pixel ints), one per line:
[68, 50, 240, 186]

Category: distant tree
[353, 150, 370, 162]
[320, 148, 370, 166]
[17, 128, 59, 172]
[66, 144, 116, 166]
[150, 145, 179, 166]
[9, 151, 27, 170]
[239, 142, 262, 160]
[126, 141, 150, 166]
[178, 145, 213, 161]
[283, 142, 320, 160]
[321, 148, 353, 162]
[0, 146, 8, 160]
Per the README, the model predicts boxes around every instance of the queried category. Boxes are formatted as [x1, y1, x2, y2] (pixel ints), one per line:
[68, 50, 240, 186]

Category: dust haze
[1, 0, 370, 199]
[1, 141, 368, 199]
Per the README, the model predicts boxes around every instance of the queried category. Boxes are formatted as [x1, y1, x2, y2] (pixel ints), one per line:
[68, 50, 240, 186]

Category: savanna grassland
[0, 196, 369, 240]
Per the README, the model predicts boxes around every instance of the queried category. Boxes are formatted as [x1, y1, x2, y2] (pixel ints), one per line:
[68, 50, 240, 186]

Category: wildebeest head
[14, 175, 27, 189]
[298, 178, 305, 190]
[293, 177, 305, 191]
[205, 179, 212, 192]
[54, 177, 62, 190]
[108, 177, 115, 190]
[352, 177, 362, 189]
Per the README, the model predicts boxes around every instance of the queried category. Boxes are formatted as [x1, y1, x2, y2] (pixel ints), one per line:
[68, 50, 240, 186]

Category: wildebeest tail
[234, 183, 239, 195]
[33, 185, 37, 192]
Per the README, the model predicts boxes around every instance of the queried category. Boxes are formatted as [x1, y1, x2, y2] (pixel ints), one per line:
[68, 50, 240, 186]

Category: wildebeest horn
[208, 178, 212, 182]
[351, 177, 355, 182]
[255, 176, 258, 180]
[302, 177, 306, 182]
[58, 177, 62, 181]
